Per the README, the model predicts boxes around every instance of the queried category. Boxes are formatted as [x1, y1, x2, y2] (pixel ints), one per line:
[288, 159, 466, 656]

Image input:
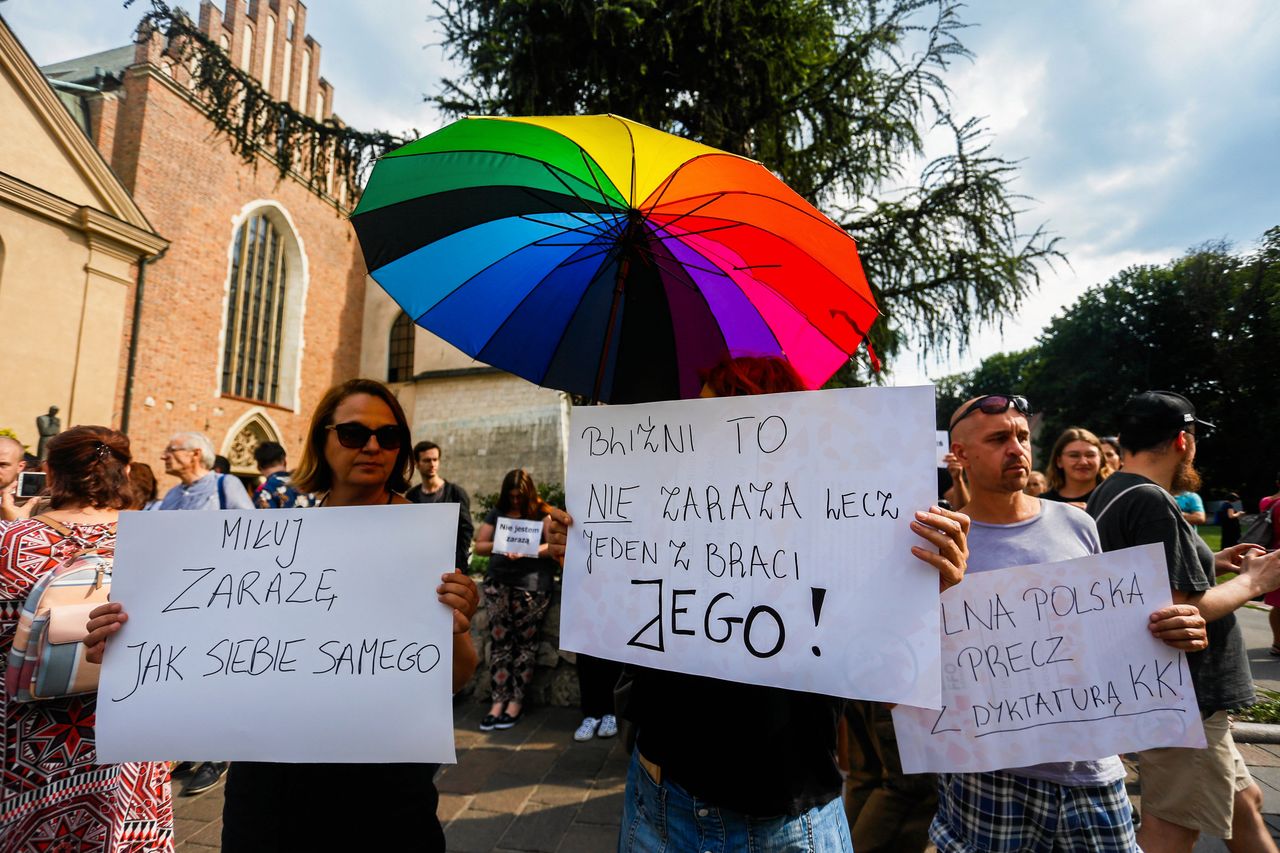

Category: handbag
[5, 516, 113, 702]
[1240, 507, 1275, 548]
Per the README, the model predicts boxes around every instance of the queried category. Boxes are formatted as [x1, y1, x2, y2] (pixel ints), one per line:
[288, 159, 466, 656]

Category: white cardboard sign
[495, 517, 544, 558]
[561, 385, 941, 707]
[96, 504, 459, 764]
[893, 543, 1205, 773]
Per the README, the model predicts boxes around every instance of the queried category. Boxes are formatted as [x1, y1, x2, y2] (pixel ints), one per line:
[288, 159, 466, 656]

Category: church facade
[31, 0, 569, 496]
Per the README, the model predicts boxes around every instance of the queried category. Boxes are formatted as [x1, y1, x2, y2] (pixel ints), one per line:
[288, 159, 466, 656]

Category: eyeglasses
[948, 394, 1031, 431]
[161, 447, 195, 457]
[325, 422, 404, 450]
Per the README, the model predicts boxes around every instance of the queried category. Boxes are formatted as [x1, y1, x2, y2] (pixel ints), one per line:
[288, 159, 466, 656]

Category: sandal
[1269, 644, 1280, 657]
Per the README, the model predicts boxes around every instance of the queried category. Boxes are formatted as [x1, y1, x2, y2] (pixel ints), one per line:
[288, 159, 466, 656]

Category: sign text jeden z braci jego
[95, 503, 459, 763]
[560, 385, 941, 707]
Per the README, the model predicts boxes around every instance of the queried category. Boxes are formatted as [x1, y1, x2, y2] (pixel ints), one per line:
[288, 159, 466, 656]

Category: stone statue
[36, 406, 60, 461]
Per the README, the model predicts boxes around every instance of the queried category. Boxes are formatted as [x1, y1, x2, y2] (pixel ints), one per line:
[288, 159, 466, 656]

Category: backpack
[1240, 506, 1276, 548]
[5, 516, 113, 702]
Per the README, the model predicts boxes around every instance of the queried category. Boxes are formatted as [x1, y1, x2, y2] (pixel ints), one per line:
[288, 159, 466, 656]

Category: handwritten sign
[892, 544, 1205, 773]
[96, 504, 459, 763]
[936, 431, 951, 468]
[495, 517, 543, 558]
[561, 386, 941, 706]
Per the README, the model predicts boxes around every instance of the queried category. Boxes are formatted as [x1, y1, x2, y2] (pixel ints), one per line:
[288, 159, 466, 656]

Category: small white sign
[494, 517, 544, 558]
[893, 544, 1205, 773]
[936, 430, 951, 468]
[96, 504, 460, 763]
[561, 385, 941, 707]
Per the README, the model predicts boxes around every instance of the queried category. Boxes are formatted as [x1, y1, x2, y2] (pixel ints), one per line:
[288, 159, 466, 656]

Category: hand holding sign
[892, 544, 1206, 774]
[560, 385, 967, 707]
[494, 517, 544, 558]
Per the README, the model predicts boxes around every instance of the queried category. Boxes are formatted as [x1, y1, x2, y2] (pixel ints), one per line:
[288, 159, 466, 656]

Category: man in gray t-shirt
[933, 396, 1208, 853]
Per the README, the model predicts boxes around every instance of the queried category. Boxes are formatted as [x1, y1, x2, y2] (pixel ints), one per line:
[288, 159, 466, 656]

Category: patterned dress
[0, 519, 173, 852]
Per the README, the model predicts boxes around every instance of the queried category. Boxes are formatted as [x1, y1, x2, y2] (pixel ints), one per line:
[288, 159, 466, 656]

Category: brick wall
[104, 28, 363, 488]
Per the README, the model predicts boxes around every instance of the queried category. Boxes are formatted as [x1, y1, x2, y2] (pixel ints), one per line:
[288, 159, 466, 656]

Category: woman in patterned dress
[0, 426, 173, 851]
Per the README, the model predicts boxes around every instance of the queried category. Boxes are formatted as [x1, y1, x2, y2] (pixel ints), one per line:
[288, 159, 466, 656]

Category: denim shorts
[619, 750, 853, 852]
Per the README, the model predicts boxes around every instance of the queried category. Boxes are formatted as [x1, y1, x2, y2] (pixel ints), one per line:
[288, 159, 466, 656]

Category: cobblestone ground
[170, 702, 626, 852]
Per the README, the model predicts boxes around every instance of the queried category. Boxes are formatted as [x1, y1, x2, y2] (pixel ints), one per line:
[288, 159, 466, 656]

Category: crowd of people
[2, 365, 1279, 852]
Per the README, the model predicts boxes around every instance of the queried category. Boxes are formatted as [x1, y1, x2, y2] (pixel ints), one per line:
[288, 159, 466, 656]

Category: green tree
[944, 228, 1280, 504]
[433, 0, 1060, 378]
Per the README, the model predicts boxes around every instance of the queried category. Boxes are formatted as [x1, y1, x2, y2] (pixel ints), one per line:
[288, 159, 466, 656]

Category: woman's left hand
[439, 571, 479, 634]
[910, 505, 970, 592]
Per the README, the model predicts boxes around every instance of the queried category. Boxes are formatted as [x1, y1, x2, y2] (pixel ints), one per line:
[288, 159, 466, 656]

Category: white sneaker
[574, 716, 601, 742]
[597, 714, 618, 739]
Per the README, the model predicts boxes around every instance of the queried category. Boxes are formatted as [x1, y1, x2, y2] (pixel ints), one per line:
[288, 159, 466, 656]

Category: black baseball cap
[1118, 390, 1215, 450]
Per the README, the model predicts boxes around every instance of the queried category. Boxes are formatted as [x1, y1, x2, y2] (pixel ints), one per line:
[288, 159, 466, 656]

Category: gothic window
[222, 211, 289, 403]
[387, 312, 415, 383]
[262, 15, 275, 93]
[240, 24, 253, 71]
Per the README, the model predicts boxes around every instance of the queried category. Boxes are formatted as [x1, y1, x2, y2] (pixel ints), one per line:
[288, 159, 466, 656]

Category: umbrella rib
[576, 149, 630, 238]
[535, 162, 621, 224]
[650, 189, 850, 237]
[641, 193, 730, 234]
[667, 222, 877, 356]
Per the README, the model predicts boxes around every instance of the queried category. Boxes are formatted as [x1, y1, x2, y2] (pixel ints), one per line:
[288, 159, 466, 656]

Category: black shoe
[170, 761, 197, 778]
[494, 710, 522, 730]
[183, 762, 228, 796]
[479, 714, 499, 732]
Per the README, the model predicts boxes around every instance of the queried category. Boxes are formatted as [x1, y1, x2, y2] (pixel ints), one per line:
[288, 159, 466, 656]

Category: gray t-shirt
[964, 499, 1126, 787]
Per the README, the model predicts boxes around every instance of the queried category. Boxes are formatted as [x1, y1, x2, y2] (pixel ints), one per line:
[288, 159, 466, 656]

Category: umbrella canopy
[352, 114, 878, 403]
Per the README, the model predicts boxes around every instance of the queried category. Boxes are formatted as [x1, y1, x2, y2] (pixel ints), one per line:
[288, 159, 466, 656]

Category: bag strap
[33, 514, 73, 538]
[1093, 482, 1172, 524]
[216, 474, 227, 510]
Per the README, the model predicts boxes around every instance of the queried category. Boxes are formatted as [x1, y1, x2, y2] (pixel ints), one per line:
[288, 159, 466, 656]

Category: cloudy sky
[6, 1, 1278, 385]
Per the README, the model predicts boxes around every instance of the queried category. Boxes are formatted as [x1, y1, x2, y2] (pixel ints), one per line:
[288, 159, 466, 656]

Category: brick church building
[37, 0, 569, 496]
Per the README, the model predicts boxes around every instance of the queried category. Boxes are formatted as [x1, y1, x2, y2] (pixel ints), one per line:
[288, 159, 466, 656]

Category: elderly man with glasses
[156, 431, 254, 796]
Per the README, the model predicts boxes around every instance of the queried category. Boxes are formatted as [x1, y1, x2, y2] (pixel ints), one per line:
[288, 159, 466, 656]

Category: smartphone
[16, 471, 46, 498]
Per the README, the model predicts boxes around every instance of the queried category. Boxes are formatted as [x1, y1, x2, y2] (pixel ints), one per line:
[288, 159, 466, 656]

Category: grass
[1236, 688, 1280, 724]
[1198, 524, 1222, 551]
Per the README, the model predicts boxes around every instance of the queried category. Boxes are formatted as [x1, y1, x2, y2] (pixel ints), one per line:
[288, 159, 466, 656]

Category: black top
[627, 667, 844, 816]
[1088, 472, 1254, 712]
[406, 480, 474, 571]
[482, 508, 557, 591]
[222, 761, 443, 851]
[1041, 486, 1095, 505]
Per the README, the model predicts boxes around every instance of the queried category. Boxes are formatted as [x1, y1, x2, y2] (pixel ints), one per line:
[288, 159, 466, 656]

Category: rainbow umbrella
[351, 114, 878, 403]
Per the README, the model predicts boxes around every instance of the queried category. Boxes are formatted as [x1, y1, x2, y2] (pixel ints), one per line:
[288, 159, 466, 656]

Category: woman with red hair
[0, 426, 173, 851]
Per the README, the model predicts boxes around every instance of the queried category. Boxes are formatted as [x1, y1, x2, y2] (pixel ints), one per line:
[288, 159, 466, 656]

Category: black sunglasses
[325, 422, 404, 450]
[948, 394, 1031, 431]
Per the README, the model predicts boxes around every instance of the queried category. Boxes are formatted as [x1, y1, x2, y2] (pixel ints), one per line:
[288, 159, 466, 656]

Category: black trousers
[576, 653, 623, 718]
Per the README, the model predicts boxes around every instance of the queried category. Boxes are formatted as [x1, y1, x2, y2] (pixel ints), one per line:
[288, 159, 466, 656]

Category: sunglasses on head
[949, 394, 1031, 431]
[325, 422, 403, 450]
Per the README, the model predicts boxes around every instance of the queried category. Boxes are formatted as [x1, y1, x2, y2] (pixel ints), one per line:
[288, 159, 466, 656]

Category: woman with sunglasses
[473, 469, 557, 731]
[1041, 426, 1111, 510]
[85, 378, 479, 852]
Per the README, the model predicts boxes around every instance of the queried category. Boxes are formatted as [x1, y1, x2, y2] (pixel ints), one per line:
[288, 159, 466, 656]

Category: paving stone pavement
[169, 700, 626, 852]
[169, 606, 1280, 851]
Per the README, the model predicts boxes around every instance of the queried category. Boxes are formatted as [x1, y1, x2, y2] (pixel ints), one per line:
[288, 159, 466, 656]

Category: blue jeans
[620, 750, 854, 852]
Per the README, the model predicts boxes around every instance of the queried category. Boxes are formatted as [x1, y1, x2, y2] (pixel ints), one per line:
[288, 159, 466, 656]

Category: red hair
[700, 356, 806, 397]
[45, 426, 132, 510]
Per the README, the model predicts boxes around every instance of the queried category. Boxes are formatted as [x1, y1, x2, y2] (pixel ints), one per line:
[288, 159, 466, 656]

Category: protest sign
[936, 431, 951, 468]
[495, 517, 544, 558]
[95, 503, 459, 763]
[893, 543, 1205, 773]
[561, 385, 941, 707]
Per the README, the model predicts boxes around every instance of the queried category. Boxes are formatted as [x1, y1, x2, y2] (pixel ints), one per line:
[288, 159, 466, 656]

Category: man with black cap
[1088, 390, 1280, 853]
